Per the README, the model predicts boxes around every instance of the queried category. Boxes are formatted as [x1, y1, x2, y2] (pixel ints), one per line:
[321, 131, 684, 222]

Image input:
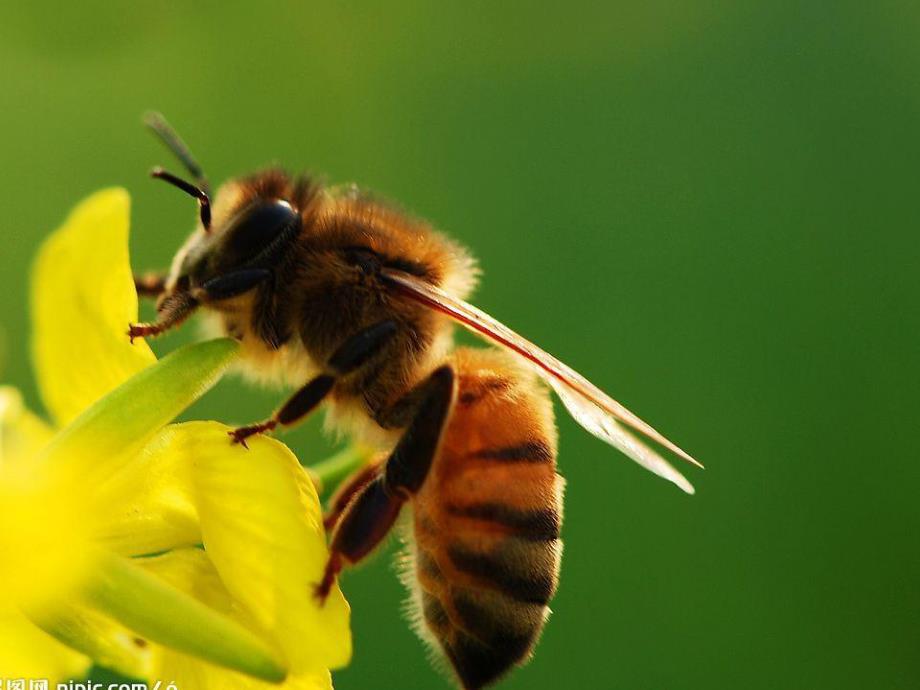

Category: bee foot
[312, 582, 331, 605]
[228, 420, 277, 447]
[313, 554, 341, 605]
[127, 322, 163, 344]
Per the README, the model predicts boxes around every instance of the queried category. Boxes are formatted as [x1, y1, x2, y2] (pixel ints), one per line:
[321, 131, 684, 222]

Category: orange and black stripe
[446, 502, 561, 542]
[407, 347, 563, 689]
[469, 440, 554, 463]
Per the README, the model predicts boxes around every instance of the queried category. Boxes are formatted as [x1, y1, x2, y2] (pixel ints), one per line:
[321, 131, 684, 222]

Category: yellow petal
[165, 423, 351, 673]
[31, 188, 156, 427]
[0, 337, 235, 610]
[93, 424, 199, 557]
[142, 549, 333, 690]
[0, 471, 96, 612]
[0, 388, 96, 611]
[0, 607, 90, 682]
[0, 386, 53, 468]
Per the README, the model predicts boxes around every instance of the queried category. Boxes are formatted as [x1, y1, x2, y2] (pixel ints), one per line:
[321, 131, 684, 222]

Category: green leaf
[83, 551, 287, 683]
[39, 338, 239, 483]
[27, 599, 152, 679]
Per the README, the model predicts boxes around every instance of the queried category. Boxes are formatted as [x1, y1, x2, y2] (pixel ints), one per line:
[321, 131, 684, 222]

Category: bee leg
[323, 455, 386, 531]
[127, 290, 199, 343]
[229, 375, 335, 446]
[134, 272, 167, 298]
[325, 320, 399, 375]
[315, 366, 455, 603]
[382, 365, 456, 495]
[193, 269, 272, 302]
[229, 320, 399, 446]
[314, 474, 400, 601]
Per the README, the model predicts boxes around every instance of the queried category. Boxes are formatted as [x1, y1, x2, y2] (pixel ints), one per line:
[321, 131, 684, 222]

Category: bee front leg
[127, 290, 199, 343]
[315, 365, 455, 603]
[229, 319, 399, 446]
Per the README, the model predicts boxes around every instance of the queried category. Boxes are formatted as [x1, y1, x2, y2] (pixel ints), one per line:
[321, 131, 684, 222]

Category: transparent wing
[381, 268, 701, 494]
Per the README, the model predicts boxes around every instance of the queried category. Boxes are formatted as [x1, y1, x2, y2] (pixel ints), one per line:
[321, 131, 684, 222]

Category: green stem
[309, 443, 375, 497]
[28, 599, 151, 678]
[83, 551, 286, 683]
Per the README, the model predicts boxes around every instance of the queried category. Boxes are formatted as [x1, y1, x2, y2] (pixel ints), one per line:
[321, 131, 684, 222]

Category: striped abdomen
[405, 347, 564, 690]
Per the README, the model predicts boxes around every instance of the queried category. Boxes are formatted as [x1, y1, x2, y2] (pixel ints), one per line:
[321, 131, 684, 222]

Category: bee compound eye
[225, 200, 300, 260]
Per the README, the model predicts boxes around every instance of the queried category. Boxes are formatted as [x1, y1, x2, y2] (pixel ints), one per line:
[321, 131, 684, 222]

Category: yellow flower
[0, 189, 352, 689]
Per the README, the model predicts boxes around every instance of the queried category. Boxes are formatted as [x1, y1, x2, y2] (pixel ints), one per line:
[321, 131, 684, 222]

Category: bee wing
[381, 268, 701, 494]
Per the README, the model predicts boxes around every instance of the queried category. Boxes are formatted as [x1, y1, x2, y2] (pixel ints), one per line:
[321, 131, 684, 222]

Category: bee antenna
[143, 111, 211, 196]
[151, 167, 212, 231]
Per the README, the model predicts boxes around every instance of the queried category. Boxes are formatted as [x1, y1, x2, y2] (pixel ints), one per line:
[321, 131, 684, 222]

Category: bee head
[162, 178, 302, 296]
[144, 113, 301, 305]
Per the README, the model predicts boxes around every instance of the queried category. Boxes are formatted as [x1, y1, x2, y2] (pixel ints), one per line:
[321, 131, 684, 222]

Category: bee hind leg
[381, 365, 456, 495]
[315, 473, 400, 601]
[322, 455, 386, 531]
[315, 365, 456, 603]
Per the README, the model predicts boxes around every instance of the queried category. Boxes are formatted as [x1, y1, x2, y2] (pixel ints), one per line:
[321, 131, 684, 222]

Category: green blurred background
[1, 1, 918, 688]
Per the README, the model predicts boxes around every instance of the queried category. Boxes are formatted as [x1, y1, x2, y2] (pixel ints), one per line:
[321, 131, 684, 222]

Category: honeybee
[131, 113, 701, 690]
